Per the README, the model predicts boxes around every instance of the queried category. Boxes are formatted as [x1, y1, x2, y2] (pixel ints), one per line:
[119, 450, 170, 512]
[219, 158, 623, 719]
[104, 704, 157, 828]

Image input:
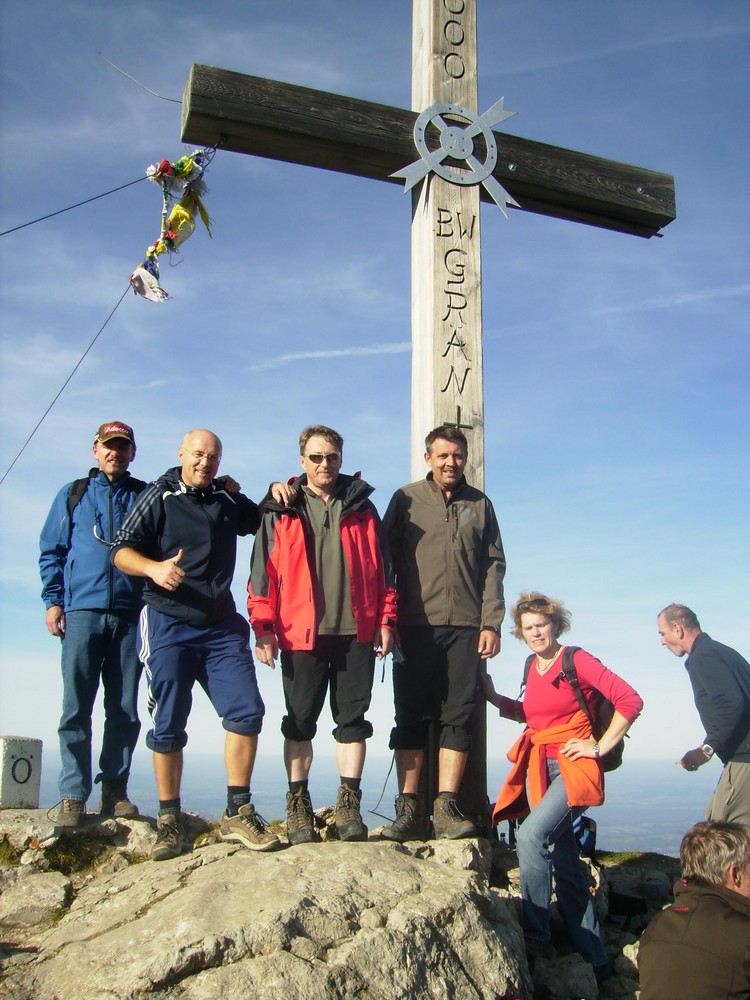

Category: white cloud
[244, 342, 411, 374]
[594, 283, 750, 316]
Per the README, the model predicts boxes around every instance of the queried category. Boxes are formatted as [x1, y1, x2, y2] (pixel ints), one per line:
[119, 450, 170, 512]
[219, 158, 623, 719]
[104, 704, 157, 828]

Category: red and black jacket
[247, 473, 397, 650]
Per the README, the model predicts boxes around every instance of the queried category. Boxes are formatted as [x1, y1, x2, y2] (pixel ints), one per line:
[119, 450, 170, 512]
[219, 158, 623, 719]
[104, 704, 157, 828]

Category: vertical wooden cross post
[408, 1, 485, 486]
[405, 3, 495, 826]
[181, 0, 675, 829]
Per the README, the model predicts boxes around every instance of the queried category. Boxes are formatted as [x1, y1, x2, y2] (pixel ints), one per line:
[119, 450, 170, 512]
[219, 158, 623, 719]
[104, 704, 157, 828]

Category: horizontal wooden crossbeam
[182, 64, 676, 238]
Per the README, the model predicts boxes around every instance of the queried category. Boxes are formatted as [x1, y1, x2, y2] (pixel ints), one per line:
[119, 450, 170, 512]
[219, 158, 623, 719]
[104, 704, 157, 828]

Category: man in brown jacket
[381, 425, 506, 842]
[638, 820, 750, 1000]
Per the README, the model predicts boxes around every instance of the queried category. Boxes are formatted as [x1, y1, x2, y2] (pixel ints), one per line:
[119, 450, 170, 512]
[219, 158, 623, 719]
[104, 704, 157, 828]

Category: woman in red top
[484, 592, 643, 982]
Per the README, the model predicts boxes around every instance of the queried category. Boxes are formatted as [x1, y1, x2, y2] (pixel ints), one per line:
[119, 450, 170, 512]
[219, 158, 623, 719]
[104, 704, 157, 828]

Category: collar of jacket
[88, 466, 135, 488]
[266, 471, 374, 515]
[158, 466, 214, 498]
[674, 877, 750, 916]
[685, 631, 709, 664]
[425, 471, 468, 500]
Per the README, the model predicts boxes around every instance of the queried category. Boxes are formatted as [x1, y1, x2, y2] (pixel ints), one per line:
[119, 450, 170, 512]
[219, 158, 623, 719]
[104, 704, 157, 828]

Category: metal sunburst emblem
[392, 98, 520, 217]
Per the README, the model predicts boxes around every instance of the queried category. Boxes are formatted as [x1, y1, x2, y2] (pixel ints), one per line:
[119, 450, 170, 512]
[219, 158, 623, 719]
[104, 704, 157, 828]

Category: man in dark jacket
[381, 425, 506, 842]
[40, 421, 145, 828]
[248, 425, 397, 845]
[113, 429, 291, 860]
[658, 603, 750, 825]
[638, 819, 750, 999]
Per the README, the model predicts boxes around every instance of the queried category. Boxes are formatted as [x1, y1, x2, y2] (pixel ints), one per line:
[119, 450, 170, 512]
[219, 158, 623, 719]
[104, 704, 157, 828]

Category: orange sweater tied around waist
[492, 709, 604, 826]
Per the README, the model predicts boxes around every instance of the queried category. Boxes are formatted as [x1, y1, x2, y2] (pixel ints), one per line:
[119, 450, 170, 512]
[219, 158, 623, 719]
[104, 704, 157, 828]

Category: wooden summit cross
[181, 0, 675, 830]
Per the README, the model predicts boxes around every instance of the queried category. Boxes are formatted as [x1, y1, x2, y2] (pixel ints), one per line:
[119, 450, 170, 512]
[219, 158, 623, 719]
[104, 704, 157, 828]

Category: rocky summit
[0, 808, 678, 1000]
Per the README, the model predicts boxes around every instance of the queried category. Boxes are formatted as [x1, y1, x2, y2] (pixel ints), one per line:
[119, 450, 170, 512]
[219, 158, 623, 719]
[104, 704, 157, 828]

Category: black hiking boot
[285, 788, 316, 845]
[100, 780, 139, 818]
[432, 795, 476, 840]
[334, 784, 368, 842]
[380, 794, 430, 843]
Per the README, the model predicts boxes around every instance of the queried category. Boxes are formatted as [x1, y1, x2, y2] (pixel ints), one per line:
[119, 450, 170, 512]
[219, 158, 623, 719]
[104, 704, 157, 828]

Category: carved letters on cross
[437, 209, 475, 400]
[407, 0, 486, 481]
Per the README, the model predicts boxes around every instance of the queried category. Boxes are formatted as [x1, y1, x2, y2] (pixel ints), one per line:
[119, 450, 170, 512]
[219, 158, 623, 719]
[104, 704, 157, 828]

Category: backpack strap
[521, 646, 597, 735]
[67, 468, 98, 516]
[559, 646, 596, 731]
[520, 653, 535, 699]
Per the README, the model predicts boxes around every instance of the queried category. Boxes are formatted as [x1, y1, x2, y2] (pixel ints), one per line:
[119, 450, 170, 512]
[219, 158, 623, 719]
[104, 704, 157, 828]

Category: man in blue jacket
[39, 421, 146, 828]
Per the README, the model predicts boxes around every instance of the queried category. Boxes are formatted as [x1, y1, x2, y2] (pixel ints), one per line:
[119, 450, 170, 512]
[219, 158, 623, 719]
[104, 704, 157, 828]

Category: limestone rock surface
[1, 814, 528, 1000]
[0, 810, 680, 1000]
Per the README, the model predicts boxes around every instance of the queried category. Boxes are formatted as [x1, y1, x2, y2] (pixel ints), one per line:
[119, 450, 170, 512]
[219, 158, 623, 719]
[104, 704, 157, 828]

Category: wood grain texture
[182, 64, 676, 238]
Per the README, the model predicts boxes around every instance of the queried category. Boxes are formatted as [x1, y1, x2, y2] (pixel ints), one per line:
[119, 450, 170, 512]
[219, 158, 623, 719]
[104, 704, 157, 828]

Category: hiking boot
[152, 812, 188, 861]
[220, 803, 280, 852]
[380, 794, 430, 843]
[286, 788, 316, 845]
[100, 780, 139, 818]
[432, 795, 476, 840]
[334, 784, 368, 842]
[55, 799, 85, 829]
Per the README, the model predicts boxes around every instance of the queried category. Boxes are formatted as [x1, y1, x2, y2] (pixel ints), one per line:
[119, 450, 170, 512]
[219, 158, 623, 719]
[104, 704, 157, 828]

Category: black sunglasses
[305, 453, 341, 464]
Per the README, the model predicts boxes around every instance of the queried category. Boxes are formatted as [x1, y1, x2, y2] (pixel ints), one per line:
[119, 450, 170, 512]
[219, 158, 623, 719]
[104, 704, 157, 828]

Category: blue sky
[1, 1, 748, 794]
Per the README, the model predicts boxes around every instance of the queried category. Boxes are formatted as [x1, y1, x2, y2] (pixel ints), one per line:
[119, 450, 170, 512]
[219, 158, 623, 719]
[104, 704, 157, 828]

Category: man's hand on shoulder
[215, 475, 240, 493]
[270, 481, 297, 507]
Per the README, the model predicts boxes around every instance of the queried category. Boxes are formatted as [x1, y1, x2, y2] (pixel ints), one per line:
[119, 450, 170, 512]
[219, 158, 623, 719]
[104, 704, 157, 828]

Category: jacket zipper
[107, 481, 114, 608]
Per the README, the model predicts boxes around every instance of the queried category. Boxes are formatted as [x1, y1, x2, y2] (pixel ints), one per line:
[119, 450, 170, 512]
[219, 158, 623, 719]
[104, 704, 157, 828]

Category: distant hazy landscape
[35, 752, 717, 857]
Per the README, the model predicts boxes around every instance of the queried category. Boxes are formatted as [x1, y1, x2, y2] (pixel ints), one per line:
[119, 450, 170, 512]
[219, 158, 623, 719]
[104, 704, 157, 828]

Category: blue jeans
[515, 758, 608, 967]
[58, 610, 142, 801]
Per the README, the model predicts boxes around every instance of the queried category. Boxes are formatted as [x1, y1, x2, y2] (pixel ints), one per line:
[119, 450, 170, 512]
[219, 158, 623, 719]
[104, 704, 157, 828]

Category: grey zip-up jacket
[383, 474, 506, 630]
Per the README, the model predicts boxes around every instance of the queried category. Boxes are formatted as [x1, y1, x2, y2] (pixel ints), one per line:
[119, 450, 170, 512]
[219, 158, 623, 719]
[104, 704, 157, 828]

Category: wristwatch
[701, 743, 714, 758]
[592, 743, 601, 758]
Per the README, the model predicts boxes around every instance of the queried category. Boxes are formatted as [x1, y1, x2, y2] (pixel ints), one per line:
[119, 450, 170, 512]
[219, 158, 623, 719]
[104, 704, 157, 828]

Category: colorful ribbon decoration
[130, 147, 215, 301]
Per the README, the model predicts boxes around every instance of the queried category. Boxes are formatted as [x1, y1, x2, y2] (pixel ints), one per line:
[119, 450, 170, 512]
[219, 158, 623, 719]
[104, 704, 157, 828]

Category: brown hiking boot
[334, 784, 368, 842]
[152, 812, 189, 861]
[432, 795, 476, 840]
[100, 780, 139, 818]
[220, 803, 280, 852]
[380, 794, 430, 843]
[55, 799, 85, 829]
[285, 788, 316, 845]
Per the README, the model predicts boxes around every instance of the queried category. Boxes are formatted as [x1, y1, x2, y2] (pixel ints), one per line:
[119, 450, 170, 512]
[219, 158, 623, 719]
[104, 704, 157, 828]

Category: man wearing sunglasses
[248, 425, 397, 845]
[381, 424, 506, 842]
[39, 421, 146, 829]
